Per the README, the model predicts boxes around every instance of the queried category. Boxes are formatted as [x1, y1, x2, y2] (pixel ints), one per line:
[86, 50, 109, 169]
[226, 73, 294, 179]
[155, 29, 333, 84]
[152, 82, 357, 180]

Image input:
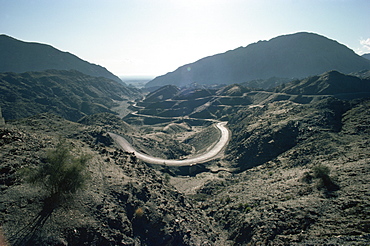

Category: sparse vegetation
[164, 173, 171, 184]
[312, 163, 330, 179]
[22, 138, 90, 199]
[312, 163, 339, 191]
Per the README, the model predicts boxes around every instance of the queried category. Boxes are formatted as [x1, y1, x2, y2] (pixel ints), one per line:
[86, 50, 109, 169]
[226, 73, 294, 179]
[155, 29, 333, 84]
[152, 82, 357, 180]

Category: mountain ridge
[276, 70, 370, 95]
[0, 35, 124, 84]
[146, 32, 370, 88]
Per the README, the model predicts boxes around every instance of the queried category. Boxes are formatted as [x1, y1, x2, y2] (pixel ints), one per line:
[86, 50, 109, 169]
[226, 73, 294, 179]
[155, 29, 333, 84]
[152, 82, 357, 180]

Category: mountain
[0, 70, 141, 121]
[146, 32, 370, 88]
[276, 70, 370, 96]
[363, 53, 370, 60]
[125, 70, 370, 127]
[0, 35, 123, 84]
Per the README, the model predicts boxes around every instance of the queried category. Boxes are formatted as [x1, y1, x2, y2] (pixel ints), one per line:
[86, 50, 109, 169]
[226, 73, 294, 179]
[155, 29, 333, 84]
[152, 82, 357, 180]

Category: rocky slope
[0, 35, 123, 84]
[146, 32, 370, 88]
[197, 97, 370, 245]
[0, 70, 141, 121]
[143, 85, 180, 103]
[126, 70, 370, 244]
[276, 70, 370, 96]
[129, 71, 370, 124]
[1, 69, 370, 245]
[0, 114, 225, 245]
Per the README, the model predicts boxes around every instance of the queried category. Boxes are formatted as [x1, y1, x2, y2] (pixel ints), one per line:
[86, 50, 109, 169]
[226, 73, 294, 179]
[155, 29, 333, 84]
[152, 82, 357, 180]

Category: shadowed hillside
[276, 70, 370, 96]
[146, 32, 370, 88]
[0, 35, 123, 84]
[0, 70, 141, 121]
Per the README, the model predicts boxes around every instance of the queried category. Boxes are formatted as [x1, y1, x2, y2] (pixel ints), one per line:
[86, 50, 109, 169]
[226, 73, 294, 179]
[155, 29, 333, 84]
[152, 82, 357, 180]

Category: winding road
[108, 122, 230, 166]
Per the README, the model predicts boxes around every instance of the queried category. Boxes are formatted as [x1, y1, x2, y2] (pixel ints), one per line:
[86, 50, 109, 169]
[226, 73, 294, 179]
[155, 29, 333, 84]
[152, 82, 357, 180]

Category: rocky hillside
[0, 70, 141, 121]
[1, 68, 370, 245]
[196, 97, 370, 245]
[128, 71, 370, 123]
[1, 98, 369, 245]
[0, 35, 123, 84]
[125, 70, 370, 244]
[226, 97, 350, 171]
[275, 70, 370, 96]
[142, 85, 180, 103]
[146, 32, 370, 88]
[0, 114, 225, 245]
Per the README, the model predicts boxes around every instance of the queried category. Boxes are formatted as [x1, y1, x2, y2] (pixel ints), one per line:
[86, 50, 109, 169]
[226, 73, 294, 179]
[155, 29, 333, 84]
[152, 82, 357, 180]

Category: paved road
[108, 122, 230, 166]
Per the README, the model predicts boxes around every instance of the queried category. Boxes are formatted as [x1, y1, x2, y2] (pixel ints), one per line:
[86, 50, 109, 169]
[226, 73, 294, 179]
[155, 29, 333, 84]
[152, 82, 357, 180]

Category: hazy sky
[1, 0, 369, 77]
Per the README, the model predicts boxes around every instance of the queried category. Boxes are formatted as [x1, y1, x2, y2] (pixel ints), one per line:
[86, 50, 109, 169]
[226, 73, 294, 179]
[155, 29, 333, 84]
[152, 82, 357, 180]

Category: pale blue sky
[1, 0, 369, 77]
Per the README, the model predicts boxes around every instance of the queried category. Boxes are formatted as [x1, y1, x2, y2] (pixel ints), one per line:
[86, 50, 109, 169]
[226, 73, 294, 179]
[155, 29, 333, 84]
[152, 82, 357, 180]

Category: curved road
[108, 122, 230, 166]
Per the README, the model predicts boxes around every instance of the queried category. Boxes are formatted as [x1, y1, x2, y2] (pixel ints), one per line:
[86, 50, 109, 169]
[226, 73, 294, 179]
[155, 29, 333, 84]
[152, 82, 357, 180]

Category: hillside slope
[1, 71, 370, 245]
[128, 71, 370, 124]
[276, 70, 370, 96]
[146, 32, 370, 88]
[197, 97, 370, 244]
[0, 114, 225, 245]
[0, 70, 141, 121]
[0, 35, 123, 84]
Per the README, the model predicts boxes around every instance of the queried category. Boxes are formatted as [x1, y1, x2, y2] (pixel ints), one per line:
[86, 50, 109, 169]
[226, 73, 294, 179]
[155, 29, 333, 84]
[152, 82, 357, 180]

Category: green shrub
[312, 164, 330, 179]
[23, 139, 90, 198]
[311, 164, 339, 191]
[164, 173, 171, 184]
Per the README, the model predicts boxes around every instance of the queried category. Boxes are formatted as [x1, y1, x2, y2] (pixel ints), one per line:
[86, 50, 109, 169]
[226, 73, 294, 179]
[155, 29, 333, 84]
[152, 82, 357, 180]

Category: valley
[1, 32, 370, 245]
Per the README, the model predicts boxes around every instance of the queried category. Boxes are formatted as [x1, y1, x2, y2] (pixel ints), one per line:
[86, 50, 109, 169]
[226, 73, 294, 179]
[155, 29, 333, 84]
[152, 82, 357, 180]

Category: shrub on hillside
[22, 139, 90, 199]
[312, 164, 330, 179]
[301, 164, 339, 193]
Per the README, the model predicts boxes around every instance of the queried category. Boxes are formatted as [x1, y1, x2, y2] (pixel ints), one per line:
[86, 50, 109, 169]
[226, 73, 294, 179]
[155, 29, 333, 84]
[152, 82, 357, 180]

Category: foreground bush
[23, 139, 90, 198]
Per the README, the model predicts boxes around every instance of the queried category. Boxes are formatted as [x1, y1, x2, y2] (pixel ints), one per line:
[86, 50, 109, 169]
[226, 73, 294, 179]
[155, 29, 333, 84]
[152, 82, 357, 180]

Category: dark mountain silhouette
[363, 53, 370, 60]
[0, 35, 124, 84]
[146, 32, 370, 88]
[0, 70, 140, 121]
[277, 70, 370, 96]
